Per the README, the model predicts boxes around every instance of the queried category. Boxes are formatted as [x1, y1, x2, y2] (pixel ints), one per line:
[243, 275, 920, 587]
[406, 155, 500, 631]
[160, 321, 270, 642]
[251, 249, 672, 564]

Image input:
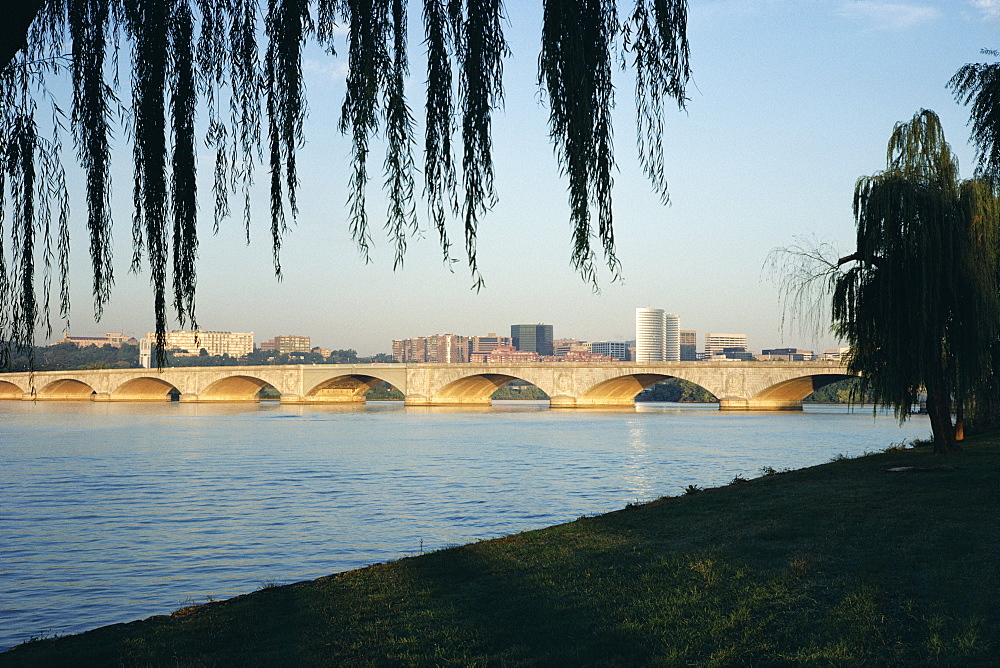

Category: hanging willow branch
[0, 0, 691, 365]
[949, 49, 1000, 182]
[456, 0, 507, 288]
[422, 0, 458, 264]
[626, 0, 689, 202]
[69, 0, 113, 320]
[540, 0, 619, 287]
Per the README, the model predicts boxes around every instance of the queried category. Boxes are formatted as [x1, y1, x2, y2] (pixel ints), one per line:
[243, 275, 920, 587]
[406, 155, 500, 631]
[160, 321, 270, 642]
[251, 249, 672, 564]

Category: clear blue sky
[52, 0, 999, 354]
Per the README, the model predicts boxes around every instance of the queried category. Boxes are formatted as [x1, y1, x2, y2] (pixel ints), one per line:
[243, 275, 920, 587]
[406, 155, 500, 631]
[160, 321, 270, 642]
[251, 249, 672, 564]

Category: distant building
[392, 337, 427, 362]
[635, 308, 664, 362]
[52, 332, 137, 348]
[552, 350, 612, 362]
[312, 346, 332, 358]
[819, 346, 851, 361]
[760, 348, 813, 361]
[704, 333, 748, 358]
[140, 330, 254, 368]
[589, 341, 628, 361]
[553, 338, 587, 356]
[472, 345, 540, 364]
[392, 334, 469, 363]
[429, 334, 469, 363]
[510, 324, 554, 357]
[680, 330, 698, 361]
[468, 333, 512, 357]
[259, 334, 311, 354]
[635, 308, 680, 361]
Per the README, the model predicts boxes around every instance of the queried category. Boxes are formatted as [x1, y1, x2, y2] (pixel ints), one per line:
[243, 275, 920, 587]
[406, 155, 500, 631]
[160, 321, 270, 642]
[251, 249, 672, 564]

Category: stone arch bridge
[0, 361, 853, 410]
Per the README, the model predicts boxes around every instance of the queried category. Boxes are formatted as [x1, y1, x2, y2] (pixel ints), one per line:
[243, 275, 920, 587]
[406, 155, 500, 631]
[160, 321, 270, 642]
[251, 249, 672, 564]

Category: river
[0, 400, 929, 650]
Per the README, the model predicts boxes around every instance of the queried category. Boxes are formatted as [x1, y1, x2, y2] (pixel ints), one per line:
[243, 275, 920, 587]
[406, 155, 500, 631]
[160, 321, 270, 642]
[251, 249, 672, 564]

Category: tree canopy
[0, 0, 689, 361]
[949, 48, 1000, 182]
[776, 110, 1000, 454]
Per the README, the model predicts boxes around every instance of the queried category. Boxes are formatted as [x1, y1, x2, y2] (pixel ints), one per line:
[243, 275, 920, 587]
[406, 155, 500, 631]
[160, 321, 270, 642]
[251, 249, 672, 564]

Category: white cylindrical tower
[635, 308, 665, 362]
[664, 313, 680, 361]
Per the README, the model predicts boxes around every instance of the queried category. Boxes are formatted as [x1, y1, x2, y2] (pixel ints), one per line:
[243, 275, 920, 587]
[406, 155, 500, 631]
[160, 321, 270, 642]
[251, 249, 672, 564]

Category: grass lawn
[3, 435, 998, 666]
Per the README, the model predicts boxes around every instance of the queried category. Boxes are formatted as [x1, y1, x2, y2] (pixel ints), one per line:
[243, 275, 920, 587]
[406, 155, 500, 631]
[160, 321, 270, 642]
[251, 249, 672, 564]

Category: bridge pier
[404, 396, 429, 406]
[305, 390, 366, 403]
[280, 394, 367, 404]
[403, 394, 494, 407]
[548, 396, 577, 408]
[719, 398, 803, 411]
[552, 397, 639, 409]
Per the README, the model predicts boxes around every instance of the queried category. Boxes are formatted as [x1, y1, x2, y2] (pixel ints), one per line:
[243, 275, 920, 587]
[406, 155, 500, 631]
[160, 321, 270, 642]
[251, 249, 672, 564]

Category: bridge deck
[0, 361, 853, 410]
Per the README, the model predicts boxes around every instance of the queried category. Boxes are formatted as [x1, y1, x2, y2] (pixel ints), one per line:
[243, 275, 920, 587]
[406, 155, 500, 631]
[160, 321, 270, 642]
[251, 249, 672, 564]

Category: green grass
[4, 436, 999, 666]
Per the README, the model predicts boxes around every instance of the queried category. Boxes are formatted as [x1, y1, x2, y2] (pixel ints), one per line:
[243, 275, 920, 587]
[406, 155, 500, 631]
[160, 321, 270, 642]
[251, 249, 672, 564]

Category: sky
[42, 0, 1000, 355]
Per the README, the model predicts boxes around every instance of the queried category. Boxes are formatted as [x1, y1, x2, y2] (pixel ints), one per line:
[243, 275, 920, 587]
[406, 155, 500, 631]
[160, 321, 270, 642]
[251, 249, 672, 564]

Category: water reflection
[623, 420, 656, 501]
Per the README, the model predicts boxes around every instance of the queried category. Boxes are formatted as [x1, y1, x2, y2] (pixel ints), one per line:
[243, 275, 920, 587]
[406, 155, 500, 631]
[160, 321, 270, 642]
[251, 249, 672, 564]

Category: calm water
[0, 400, 929, 650]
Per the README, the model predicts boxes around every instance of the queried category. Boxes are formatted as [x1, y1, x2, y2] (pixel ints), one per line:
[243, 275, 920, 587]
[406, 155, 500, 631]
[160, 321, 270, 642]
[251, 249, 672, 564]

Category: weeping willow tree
[950, 50, 1000, 432]
[773, 110, 1000, 454]
[0, 0, 689, 363]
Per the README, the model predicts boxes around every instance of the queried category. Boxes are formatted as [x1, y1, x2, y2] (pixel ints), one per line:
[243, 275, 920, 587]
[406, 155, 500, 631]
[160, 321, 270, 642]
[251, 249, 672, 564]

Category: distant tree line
[491, 382, 549, 400]
[636, 379, 716, 403]
[801, 378, 866, 403]
[0, 344, 395, 371]
[0, 343, 140, 371]
[169, 348, 396, 367]
[366, 382, 405, 401]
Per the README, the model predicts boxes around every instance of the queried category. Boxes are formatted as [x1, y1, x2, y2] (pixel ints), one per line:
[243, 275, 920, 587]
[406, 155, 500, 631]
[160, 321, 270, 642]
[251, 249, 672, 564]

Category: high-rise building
[259, 334, 311, 354]
[635, 308, 680, 362]
[469, 333, 512, 357]
[635, 308, 664, 361]
[664, 313, 680, 361]
[392, 337, 427, 362]
[140, 330, 254, 367]
[428, 334, 469, 363]
[680, 330, 698, 361]
[510, 324, 554, 357]
[704, 333, 748, 358]
[392, 334, 469, 363]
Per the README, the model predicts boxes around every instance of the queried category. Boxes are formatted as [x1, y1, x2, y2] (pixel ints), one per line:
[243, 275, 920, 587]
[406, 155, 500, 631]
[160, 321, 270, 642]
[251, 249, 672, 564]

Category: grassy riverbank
[4, 436, 999, 666]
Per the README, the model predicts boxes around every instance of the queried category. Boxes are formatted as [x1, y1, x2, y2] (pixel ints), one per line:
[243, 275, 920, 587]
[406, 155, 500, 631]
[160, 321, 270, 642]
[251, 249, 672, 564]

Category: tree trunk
[954, 402, 965, 441]
[926, 382, 961, 454]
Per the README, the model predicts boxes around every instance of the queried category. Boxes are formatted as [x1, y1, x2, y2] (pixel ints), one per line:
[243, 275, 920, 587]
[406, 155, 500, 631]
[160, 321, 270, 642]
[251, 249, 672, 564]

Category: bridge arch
[432, 373, 546, 405]
[305, 374, 390, 403]
[750, 373, 855, 409]
[0, 380, 24, 399]
[198, 375, 274, 402]
[111, 377, 180, 402]
[37, 378, 97, 400]
[577, 373, 668, 406]
[573, 373, 716, 407]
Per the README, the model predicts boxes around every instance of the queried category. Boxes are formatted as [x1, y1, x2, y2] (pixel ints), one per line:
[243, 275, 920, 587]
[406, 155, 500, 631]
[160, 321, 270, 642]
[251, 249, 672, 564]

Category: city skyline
[61, 315, 813, 358]
[38, 2, 994, 356]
